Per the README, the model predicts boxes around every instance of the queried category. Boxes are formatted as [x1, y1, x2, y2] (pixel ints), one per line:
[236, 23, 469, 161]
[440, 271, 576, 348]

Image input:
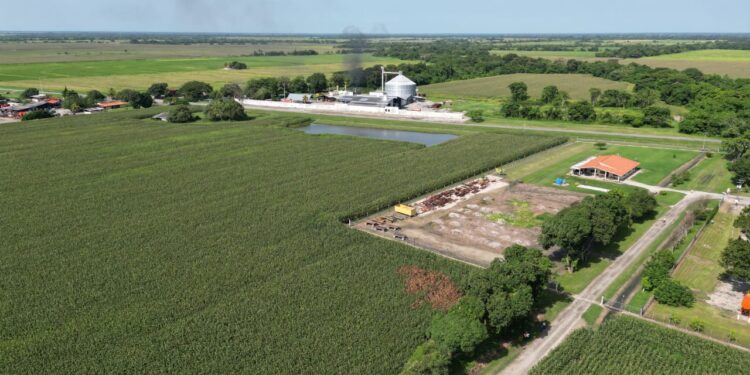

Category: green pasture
[0, 109, 565, 374]
[0, 41, 341, 64]
[421, 73, 632, 101]
[0, 54, 406, 92]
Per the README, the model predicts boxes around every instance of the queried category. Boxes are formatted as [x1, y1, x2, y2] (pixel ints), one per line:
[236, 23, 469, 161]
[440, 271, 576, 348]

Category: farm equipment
[395, 204, 416, 217]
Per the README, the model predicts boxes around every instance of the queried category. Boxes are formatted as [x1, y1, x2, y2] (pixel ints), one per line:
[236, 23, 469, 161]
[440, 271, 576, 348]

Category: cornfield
[0, 109, 563, 374]
[531, 317, 750, 374]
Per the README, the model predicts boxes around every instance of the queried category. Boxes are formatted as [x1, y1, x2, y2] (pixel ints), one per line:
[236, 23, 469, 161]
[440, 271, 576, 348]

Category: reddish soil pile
[397, 265, 462, 311]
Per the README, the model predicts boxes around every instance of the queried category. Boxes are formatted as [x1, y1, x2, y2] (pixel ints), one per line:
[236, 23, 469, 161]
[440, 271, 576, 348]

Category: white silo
[385, 74, 417, 101]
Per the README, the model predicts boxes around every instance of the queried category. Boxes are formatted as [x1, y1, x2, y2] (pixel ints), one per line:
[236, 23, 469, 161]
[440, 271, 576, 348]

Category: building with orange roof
[96, 100, 129, 110]
[570, 155, 640, 181]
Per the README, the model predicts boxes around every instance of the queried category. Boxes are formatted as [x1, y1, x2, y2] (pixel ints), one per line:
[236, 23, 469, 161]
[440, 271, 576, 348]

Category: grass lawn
[582, 304, 603, 326]
[420, 73, 632, 101]
[674, 154, 734, 194]
[672, 211, 736, 292]
[0, 54, 407, 92]
[648, 210, 750, 345]
[506, 142, 697, 187]
[0, 109, 566, 374]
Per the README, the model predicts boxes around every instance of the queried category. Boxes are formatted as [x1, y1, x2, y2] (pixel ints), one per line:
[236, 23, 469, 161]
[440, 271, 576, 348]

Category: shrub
[21, 110, 54, 121]
[689, 319, 705, 332]
[167, 105, 197, 123]
[466, 110, 484, 123]
[204, 98, 248, 121]
[20, 87, 39, 99]
[642, 251, 675, 292]
[225, 61, 248, 70]
[399, 340, 451, 375]
[654, 279, 694, 307]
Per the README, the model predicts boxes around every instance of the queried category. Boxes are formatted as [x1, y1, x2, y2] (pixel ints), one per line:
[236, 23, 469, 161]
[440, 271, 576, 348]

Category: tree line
[489, 82, 671, 127]
[401, 245, 552, 375]
[371, 41, 749, 137]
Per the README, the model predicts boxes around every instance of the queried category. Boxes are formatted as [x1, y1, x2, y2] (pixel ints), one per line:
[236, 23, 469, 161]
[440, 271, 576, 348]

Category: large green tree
[721, 238, 750, 281]
[540, 85, 560, 104]
[428, 297, 487, 354]
[204, 98, 247, 121]
[567, 101, 596, 122]
[179, 81, 213, 102]
[508, 82, 529, 102]
[306, 73, 328, 93]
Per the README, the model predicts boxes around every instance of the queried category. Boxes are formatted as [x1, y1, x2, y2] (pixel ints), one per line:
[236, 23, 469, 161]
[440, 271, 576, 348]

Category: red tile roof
[580, 155, 640, 176]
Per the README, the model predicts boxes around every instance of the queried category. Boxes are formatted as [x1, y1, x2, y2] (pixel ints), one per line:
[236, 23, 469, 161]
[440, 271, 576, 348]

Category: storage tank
[385, 74, 417, 100]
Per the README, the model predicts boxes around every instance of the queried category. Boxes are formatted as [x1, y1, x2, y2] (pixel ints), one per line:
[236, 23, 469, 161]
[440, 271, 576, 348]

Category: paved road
[498, 192, 713, 375]
[238, 103, 719, 145]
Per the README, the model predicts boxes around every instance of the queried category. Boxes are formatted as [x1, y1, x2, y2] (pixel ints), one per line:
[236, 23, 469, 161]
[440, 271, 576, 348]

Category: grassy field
[0, 54, 406, 92]
[626, 50, 750, 78]
[506, 142, 697, 187]
[530, 316, 750, 374]
[421, 73, 632, 101]
[647, 209, 750, 345]
[0, 41, 341, 64]
[0, 109, 566, 374]
[674, 154, 734, 193]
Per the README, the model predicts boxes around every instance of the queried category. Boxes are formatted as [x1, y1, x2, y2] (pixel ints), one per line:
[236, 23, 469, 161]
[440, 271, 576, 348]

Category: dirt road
[498, 192, 713, 375]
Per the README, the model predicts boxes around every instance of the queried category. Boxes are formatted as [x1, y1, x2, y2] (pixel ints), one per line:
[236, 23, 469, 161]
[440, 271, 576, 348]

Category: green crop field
[0, 41, 341, 64]
[0, 109, 564, 374]
[530, 317, 750, 374]
[0, 54, 406, 92]
[421, 73, 632, 101]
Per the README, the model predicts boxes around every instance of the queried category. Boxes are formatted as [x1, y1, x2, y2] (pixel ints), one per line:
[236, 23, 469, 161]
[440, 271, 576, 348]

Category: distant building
[570, 155, 640, 181]
[6, 101, 53, 118]
[283, 93, 312, 103]
[152, 112, 169, 121]
[52, 108, 73, 117]
[337, 95, 391, 108]
[30, 94, 49, 102]
[97, 100, 129, 110]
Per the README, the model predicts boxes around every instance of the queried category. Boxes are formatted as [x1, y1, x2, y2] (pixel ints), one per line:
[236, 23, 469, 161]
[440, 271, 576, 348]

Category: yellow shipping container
[395, 204, 416, 217]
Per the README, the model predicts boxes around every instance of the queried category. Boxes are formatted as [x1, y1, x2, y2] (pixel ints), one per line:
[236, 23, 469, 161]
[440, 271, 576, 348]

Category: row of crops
[530, 317, 750, 374]
[0, 109, 564, 374]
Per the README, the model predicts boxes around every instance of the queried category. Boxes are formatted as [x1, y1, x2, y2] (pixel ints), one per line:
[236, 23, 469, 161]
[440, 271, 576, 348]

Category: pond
[301, 124, 457, 146]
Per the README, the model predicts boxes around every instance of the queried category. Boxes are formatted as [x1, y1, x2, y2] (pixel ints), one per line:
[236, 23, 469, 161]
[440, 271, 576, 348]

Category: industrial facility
[328, 68, 418, 109]
[240, 67, 464, 122]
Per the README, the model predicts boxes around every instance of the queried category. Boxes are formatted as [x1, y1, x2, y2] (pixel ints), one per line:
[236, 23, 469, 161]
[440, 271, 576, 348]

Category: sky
[2, 0, 749, 34]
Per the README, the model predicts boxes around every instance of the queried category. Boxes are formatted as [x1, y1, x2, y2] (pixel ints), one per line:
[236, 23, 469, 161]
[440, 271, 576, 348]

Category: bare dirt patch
[707, 277, 750, 313]
[393, 184, 586, 266]
[397, 265, 462, 311]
